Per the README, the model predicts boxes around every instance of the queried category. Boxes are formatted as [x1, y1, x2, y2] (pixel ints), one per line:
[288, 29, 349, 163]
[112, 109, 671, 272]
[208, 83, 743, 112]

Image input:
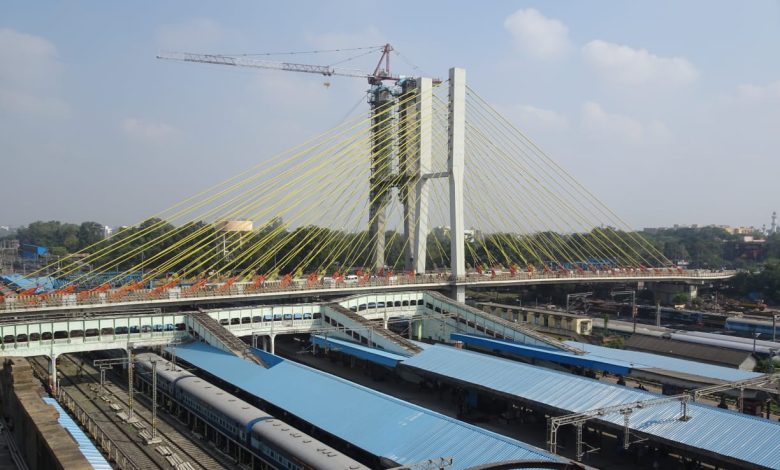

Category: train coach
[725, 316, 780, 338]
[134, 353, 368, 470]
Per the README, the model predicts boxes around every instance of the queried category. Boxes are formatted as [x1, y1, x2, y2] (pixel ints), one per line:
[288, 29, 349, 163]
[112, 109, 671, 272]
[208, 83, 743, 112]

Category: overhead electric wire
[464, 92, 660, 268]
[82, 95, 413, 288]
[466, 87, 670, 267]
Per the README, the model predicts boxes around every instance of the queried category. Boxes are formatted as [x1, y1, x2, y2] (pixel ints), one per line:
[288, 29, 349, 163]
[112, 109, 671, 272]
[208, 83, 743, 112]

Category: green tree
[755, 358, 776, 374]
[78, 221, 105, 249]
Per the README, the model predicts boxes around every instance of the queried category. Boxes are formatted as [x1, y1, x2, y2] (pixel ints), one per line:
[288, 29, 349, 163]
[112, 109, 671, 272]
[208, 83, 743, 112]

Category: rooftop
[311, 335, 408, 368]
[565, 341, 761, 382]
[625, 335, 756, 369]
[451, 333, 631, 376]
[400, 345, 780, 470]
[43, 397, 112, 470]
[172, 341, 566, 470]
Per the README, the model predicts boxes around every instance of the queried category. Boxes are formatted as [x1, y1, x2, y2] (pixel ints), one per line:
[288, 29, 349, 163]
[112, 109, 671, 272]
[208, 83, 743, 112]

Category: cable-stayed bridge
[1, 67, 734, 315]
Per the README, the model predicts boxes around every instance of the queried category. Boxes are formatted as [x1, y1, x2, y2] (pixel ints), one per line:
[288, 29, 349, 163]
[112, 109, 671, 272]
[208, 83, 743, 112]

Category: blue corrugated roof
[451, 333, 632, 375]
[43, 397, 112, 470]
[400, 345, 780, 470]
[311, 335, 407, 368]
[565, 341, 761, 382]
[0, 274, 62, 292]
[173, 342, 566, 470]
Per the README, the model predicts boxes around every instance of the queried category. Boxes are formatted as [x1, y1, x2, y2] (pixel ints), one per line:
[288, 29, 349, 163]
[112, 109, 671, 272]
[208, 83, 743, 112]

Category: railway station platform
[399, 344, 780, 470]
[171, 341, 575, 470]
[311, 335, 408, 368]
[452, 333, 761, 388]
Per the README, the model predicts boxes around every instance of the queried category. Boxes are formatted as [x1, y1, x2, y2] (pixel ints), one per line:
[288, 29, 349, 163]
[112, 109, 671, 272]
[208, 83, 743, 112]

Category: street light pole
[611, 290, 637, 333]
[151, 359, 158, 442]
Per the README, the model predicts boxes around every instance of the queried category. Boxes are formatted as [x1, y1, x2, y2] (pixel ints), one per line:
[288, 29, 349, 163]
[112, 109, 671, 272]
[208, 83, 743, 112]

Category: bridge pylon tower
[368, 86, 395, 271]
[447, 68, 466, 302]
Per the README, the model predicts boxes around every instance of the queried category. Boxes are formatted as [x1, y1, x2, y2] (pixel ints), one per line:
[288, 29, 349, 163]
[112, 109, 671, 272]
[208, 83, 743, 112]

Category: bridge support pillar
[647, 282, 699, 304]
[688, 284, 699, 300]
[448, 67, 466, 288]
[48, 354, 58, 395]
[451, 285, 466, 303]
[269, 334, 276, 355]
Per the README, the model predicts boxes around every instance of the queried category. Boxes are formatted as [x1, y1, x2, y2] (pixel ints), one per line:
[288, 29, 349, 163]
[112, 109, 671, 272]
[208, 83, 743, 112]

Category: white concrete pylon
[414, 77, 433, 275]
[448, 67, 466, 302]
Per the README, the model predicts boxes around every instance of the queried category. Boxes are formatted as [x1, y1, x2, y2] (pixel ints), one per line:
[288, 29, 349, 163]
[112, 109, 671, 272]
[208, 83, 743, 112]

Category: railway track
[58, 354, 234, 470]
[30, 356, 159, 469]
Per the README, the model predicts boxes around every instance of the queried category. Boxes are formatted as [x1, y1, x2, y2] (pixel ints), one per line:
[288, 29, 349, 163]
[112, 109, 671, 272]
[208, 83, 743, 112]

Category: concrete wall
[0, 358, 92, 470]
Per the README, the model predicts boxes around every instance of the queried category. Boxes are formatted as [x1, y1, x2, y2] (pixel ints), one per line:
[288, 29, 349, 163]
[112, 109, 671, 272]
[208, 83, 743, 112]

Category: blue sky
[1, 1, 779, 229]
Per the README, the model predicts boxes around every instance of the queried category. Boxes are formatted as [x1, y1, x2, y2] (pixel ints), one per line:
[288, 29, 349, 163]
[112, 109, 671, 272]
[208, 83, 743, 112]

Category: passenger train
[599, 319, 780, 360]
[725, 316, 780, 338]
[134, 353, 368, 470]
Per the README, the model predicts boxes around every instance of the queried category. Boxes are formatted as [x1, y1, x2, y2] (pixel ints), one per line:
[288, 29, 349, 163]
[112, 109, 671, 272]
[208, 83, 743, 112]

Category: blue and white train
[134, 353, 368, 470]
[725, 316, 780, 338]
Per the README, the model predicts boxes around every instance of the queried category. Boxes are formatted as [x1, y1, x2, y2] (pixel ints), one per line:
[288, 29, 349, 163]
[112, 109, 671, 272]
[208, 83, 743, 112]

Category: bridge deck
[0, 270, 734, 315]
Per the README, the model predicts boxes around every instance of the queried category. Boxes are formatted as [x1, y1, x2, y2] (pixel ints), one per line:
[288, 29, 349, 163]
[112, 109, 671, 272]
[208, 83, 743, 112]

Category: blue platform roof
[564, 341, 761, 382]
[0, 274, 63, 292]
[451, 333, 632, 376]
[400, 345, 780, 470]
[311, 335, 408, 368]
[173, 341, 566, 470]
[43, 397, 112, 470]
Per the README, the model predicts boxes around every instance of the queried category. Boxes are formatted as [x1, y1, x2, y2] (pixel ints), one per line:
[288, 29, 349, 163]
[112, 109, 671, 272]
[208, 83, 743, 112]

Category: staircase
[188, 311, 266, 367]
[324, 303, 423, 355]
[426, 292, 584, 354]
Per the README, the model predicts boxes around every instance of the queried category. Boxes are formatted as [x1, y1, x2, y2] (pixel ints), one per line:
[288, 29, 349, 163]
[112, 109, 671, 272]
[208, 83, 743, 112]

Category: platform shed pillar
[48, 353, 58, 395]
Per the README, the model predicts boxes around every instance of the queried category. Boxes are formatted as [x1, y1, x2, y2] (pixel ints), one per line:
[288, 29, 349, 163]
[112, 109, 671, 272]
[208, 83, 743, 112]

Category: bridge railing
[0, 269, 735, 312]
[452, 269, 737, 284]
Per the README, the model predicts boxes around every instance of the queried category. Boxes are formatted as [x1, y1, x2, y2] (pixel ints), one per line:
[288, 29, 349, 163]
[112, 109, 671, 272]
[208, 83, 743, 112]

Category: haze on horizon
[1, 1, 778, 231]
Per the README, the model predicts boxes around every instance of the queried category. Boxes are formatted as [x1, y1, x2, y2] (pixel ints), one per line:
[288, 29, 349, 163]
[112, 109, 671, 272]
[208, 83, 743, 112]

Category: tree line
[5, 220, 780, 302]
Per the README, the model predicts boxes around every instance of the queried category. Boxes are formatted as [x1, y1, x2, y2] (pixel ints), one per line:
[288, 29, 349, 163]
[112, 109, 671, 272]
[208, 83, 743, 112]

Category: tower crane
[157, 43, 400, 86]
[157, 44, 430, 273]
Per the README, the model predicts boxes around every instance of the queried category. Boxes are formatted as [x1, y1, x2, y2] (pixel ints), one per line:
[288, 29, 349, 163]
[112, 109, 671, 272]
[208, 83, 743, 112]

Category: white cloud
[735, 80, 780, 102]
[121, 118, 179, 141]
[504, 9, 570, 60]
[581, 101, 670, 143]
[514, 105, 568, 132]
[0, 28, 68, 117]
[0, 89, 69, 117]
[156, 18, 225, 51]
[582, 40, 699, 86]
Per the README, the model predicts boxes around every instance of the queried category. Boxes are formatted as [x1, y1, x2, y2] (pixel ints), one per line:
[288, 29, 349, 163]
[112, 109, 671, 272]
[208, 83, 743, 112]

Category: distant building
[723, 226, 759, 235]
[643, 224, 731, 234]
[21, 244, 48, 259]
[625, 335, 757, 371]
[0, 239, 19, 250]
[103, 225, 113, 238]
[432, 226, 483, 243]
